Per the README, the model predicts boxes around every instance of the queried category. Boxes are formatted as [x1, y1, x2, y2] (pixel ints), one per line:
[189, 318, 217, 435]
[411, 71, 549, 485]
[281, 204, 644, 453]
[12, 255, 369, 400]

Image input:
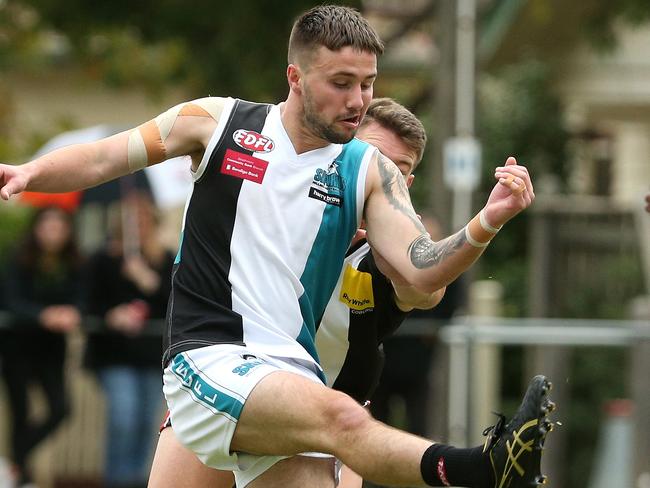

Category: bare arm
[370, 244, 446, 312]
[1, 133, 134, 196]
[364, 153, 534, 293]
[392, 283, 445, 312]
[0, 97, 224, 200]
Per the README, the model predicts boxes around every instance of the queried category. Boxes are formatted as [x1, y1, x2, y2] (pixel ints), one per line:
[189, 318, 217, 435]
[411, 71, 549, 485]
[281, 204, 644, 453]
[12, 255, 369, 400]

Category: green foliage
[479, 60, 569, 187]
[561, 254, 644, 319]
[567, 347, 627, 488]
[476, 60, 570, 315]
[13, 0, 361, 100]
[0, 205, 32, 260]
[583, 0, 650, 50]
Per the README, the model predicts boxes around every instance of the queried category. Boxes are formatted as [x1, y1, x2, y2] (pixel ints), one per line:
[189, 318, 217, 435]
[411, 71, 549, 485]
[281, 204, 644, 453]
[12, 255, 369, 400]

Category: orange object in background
[20, 191, 83, 213]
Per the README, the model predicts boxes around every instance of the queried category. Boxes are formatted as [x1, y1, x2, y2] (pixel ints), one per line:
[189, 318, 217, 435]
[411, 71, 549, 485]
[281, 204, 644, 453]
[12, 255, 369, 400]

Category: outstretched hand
[483, 156, 535, 228]
[0, 163, 28, 201]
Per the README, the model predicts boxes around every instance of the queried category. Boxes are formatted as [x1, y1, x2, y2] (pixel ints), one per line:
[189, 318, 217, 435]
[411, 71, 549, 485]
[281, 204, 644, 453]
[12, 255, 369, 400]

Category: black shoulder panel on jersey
[163, 100, 272, 366]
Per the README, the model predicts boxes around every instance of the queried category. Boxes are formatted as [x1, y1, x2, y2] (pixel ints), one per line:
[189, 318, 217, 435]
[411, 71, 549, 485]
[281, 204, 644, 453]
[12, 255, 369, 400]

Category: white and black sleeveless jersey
[315, 240, 409, 401]
[163, 98, 375, 376]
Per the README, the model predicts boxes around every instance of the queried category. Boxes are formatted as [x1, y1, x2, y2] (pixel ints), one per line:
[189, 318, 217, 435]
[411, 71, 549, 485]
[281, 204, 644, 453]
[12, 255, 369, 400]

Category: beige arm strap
[126, 97, 225, 172]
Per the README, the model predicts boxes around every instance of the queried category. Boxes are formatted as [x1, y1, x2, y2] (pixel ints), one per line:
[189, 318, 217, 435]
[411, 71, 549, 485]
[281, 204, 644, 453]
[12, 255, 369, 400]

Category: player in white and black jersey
[0, 6, 554, 488]
[153, 97, 444, 488]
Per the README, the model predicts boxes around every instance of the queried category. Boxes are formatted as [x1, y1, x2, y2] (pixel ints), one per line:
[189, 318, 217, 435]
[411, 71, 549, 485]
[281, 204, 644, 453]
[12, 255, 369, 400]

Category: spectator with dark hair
[0, 206, 83, 488]
[83, 192, 174, 488]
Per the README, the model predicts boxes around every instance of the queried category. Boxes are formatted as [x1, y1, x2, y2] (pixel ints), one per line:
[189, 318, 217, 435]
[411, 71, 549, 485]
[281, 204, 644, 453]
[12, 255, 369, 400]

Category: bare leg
[231, 371, 430, 487]
[246, 455, 335, 488]
[148, 427, 234, 488]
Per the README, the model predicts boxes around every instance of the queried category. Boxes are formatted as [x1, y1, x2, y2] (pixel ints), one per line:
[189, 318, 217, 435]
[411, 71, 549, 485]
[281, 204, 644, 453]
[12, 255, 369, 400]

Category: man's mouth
[339, 114, 361, 127]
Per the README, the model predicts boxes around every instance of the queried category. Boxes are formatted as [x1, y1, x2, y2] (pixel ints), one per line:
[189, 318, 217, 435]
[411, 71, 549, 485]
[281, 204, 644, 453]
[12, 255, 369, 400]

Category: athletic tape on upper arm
[127, 97, 225, 172]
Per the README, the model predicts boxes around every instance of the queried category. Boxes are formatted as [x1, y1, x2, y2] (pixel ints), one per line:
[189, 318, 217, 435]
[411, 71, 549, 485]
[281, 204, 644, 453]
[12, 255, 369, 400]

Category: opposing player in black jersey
[0, 5, 555, 488]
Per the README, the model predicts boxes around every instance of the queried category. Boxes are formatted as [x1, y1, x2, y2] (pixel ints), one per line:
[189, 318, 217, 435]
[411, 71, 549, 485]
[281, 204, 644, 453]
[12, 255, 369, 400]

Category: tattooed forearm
[377, 153, 425, 233]
[407, 230, 468, 269]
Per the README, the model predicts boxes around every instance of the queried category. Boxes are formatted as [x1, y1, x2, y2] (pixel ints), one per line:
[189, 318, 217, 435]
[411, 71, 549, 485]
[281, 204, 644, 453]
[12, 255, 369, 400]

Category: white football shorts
[163, 343, 336, 487]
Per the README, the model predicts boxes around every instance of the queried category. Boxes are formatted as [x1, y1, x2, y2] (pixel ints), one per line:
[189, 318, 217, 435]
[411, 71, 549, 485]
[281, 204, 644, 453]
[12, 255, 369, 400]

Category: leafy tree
[583, 0, 650, 48]
[476, 59, 569, 316]
[10, 0, 361, 100]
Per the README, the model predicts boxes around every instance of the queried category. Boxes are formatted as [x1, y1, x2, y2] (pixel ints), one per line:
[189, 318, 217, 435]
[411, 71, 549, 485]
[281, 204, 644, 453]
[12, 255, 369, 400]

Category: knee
[322, 392, 372, 439]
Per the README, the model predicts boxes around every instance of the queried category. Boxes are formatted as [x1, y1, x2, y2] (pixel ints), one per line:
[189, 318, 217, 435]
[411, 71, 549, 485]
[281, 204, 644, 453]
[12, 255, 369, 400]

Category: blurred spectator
[83, 192, 173, 488]
[370, 212, 462, 438]
[0, 206, 83, 488]
[645, 192, 649, 213]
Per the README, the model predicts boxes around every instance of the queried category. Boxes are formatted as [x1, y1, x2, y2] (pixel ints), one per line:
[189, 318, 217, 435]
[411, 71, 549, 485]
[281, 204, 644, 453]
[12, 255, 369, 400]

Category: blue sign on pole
[443, 136, 481, 191]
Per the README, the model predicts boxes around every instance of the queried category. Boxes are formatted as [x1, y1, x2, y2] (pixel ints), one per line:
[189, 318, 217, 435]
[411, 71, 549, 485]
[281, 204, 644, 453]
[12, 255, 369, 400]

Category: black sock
[420, 443, 491, 488]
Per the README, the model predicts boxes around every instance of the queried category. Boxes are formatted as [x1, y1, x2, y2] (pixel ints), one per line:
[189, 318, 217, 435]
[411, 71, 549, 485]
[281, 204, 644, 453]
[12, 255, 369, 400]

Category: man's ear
[406, 174, 415, 189]
[287, 64, 302, 95]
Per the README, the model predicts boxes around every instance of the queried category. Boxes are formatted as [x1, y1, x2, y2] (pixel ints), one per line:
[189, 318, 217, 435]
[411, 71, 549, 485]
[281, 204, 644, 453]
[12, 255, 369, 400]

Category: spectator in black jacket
[1, 206, 82, 487]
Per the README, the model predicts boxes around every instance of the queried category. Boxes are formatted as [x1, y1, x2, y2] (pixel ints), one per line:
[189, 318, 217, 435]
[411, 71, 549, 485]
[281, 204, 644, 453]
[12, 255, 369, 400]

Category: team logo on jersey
[309, 160, 346, 207]
[232, 360, 264, 376]
[233, 129, 275, 153]
[339, 264, 374, 313]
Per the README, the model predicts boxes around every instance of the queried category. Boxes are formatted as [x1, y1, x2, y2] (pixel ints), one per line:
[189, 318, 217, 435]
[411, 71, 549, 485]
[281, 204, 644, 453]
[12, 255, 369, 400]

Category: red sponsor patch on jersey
[221, 149, 268, 184]
[233, 129, 275, 153]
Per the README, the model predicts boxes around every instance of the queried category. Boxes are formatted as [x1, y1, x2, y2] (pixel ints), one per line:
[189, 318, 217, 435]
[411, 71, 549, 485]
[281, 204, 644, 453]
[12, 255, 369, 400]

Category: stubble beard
[303, 87, 356, 145]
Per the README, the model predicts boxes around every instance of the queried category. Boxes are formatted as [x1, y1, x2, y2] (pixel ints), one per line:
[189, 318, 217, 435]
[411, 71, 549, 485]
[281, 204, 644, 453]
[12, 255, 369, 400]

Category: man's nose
[346, 85, 364, 111]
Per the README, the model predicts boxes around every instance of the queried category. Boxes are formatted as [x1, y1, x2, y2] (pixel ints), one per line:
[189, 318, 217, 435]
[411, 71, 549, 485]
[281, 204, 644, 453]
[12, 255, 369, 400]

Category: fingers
[495, 161, 535, 201]
[0, 175, 17, 200]
[0, 164, 27, 200]
[0, 168, 8, 200]
[496, 172, 525, 194]
[1, 181, 21, 200]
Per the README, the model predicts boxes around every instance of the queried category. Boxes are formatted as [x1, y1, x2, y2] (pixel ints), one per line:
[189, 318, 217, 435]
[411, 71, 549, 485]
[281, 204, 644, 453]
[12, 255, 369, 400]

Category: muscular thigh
[247, 455, 336, 488]
[232, 370, 351, 455]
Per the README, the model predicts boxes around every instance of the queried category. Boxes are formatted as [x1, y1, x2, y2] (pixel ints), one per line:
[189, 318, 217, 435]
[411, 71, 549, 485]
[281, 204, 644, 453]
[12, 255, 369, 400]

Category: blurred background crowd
[0, 1, 649, 487]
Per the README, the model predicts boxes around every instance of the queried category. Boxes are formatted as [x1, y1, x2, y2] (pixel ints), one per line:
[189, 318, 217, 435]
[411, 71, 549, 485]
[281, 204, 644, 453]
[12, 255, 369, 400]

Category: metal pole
[451, 0, 476, 231]
[447, 337, 470, 447]
[430, 0, 456, 232]
[455, 0, 476, 137]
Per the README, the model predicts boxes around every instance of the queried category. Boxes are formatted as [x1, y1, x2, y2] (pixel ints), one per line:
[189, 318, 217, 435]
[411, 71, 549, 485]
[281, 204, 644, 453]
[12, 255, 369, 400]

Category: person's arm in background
[3, 256, 79, 333]
[3, 257, 45, 328]
[82, 250, 140, 334]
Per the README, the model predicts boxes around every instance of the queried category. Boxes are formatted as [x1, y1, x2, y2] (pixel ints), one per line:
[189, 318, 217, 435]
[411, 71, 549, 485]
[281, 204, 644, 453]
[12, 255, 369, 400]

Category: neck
[280, 97, 330, 155]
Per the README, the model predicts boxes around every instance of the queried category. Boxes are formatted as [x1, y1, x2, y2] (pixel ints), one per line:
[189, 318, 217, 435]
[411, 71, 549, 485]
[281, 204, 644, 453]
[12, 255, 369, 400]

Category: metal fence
[437, 315, 650, 488]
[1, 312, 649, 487]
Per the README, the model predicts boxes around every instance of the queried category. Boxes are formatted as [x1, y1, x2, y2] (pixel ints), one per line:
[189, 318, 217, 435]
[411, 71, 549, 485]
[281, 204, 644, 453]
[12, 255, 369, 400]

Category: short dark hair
[288, 5, 384, 67]
[361, 98, 427, 166]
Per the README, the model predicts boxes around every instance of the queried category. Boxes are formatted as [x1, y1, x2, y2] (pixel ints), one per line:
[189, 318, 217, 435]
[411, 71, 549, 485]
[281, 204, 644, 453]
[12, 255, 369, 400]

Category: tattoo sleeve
[408, 230, 467, 269]
[376, 153, 426, 233]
